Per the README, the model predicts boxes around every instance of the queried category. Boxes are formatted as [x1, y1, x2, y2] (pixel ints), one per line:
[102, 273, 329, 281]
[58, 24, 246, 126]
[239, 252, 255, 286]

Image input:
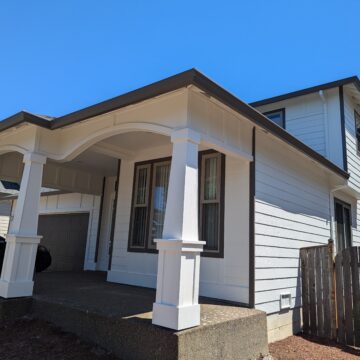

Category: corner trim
[249, 127, 256, 308]
[339, 86, 348, 172]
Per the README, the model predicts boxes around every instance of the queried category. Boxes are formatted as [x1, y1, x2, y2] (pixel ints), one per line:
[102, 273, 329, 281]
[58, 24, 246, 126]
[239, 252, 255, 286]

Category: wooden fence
[300, 242, 360, 346]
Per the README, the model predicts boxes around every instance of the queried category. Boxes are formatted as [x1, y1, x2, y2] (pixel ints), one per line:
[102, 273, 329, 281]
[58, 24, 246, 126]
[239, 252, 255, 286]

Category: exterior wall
[255, 88, 344, 168]
[107, 145, 251, 304]
[11, 192, 101, 270]
[0, 200, 11, 237]
[343, 91, 360, 246]
[255, 130, 332, 325]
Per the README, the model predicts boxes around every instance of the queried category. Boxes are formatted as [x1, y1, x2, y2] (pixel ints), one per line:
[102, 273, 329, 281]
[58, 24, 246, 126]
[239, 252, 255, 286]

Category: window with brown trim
[334, 198, 352, 253]
[263, 108, 285, 128]
[128, 152, 225, 257]
[199, 150, 225, 257]
[354, 110, 360, 153]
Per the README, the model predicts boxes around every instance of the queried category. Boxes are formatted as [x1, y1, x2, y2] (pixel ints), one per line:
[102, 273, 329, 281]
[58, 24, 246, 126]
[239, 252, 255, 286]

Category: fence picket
[300, 249, 310, 334]
[301, 244, 359, 346]
[309, 248, 317, 335]
[335, 251, 346, 344]
[343, 249, 354, 346]
[350, 247, 360, 347]
[315, 247, 324, 337]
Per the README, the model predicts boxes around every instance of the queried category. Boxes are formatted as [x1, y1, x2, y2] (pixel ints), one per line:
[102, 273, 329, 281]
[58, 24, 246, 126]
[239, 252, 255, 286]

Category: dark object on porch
[0, 236, 52, 273]
[35, 245, 52, 273]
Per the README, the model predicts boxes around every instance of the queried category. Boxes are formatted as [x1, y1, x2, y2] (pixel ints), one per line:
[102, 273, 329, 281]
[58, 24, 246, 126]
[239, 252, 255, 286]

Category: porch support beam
[152, 128, 205, 330]
[0, 152, 46, 298]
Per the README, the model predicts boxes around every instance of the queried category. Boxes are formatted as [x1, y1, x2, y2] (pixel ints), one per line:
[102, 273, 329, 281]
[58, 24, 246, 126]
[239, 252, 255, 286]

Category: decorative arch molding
[0, 144, 29, 156]
[45, 122, 173, 162]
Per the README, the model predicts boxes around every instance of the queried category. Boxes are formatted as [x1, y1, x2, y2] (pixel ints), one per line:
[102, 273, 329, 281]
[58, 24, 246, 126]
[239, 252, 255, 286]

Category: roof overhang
[0, 69, 350, 180]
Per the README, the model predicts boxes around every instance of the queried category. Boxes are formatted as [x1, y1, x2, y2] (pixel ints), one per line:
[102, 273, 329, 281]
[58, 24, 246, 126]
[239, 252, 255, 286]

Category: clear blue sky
[1, 1, 359, 119]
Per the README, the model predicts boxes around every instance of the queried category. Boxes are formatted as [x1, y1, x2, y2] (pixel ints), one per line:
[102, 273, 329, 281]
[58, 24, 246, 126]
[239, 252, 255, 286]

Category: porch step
[31, 297, 268, 360]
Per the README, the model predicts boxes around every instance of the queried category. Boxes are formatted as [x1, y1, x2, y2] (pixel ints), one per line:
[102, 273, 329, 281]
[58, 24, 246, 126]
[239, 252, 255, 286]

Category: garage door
[37, 213, 89, 271]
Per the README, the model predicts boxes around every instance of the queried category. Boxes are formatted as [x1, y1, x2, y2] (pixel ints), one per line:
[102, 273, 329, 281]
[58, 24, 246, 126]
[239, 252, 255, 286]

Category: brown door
[37, 213, 89, 271]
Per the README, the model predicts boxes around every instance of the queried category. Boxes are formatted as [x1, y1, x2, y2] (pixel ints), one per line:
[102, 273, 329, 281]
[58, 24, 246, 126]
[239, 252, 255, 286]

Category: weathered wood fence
[300, 242, 360, 346]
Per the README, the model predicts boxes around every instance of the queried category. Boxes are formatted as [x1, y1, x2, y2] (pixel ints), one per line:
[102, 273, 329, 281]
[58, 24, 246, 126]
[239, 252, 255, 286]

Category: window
[128, 152, 225, 257]
[355, 111, 360, 153]
[334, 199, 352, 253]
[264, 109, 285, 128]
[128, 158, 171, 251]
[199, 151, 225, 256]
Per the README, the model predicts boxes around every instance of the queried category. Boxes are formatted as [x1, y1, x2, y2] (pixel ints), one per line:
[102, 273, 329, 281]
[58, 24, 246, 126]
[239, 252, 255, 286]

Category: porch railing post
[0, 152, 46, 298]
[152, 128, 205, 330]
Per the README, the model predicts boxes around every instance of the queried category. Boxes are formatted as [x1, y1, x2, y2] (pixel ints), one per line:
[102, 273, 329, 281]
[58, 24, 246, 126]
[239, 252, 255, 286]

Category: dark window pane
[204, 157, 217, 200]
[343, 207, 352, 248]
[265, 110, 284, 128]
[355, 111, 360, 152]
[150, 163, 170, 243]
[202, 203, 219, 251]
[335, 203, 345, 252]
[132, 207, 147, 246]
[136, 168, 148, 205]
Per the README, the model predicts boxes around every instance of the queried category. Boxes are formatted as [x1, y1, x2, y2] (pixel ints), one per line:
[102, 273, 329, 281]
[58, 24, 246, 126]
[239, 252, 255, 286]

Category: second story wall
[343, 89, 360, 193]
[254, 88, 344, 169]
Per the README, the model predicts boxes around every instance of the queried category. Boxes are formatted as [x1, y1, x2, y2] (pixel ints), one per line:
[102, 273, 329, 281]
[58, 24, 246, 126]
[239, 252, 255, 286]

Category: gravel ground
[0, 318, 119, 360]
[269, 334, 360, 360]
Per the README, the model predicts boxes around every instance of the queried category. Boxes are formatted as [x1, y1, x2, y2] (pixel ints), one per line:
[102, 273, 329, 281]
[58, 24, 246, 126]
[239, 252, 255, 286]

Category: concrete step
[31, 297, 269, 360]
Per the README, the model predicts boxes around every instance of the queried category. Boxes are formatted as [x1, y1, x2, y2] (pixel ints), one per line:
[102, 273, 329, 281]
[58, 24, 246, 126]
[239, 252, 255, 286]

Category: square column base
[0, 279, 34, 298]
[152, 302, 201, 330]
[0, 234, 41, 298]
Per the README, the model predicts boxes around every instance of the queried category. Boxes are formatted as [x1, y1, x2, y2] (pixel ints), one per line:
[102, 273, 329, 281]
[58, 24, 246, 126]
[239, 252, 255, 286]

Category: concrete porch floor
[29, 271, 268, 360]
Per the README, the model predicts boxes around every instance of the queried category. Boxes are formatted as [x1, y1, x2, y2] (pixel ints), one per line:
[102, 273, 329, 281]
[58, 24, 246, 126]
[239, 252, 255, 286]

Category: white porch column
[152, 128, 205, 330]
[0, 152, 46, 298]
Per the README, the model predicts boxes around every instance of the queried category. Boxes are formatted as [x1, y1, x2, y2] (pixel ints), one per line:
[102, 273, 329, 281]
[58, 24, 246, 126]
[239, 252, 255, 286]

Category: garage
[38, 213, 90, 272]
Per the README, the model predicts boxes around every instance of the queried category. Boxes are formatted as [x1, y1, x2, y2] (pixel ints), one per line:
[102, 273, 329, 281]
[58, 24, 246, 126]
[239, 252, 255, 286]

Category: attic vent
[280, 293, 292, 310]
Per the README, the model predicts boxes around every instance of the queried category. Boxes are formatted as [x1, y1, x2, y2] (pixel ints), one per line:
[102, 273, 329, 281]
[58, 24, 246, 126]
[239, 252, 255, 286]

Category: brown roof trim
[0, 111, 51, 132]
[0, 69, 349, 179]
[250, 76, 360, 107]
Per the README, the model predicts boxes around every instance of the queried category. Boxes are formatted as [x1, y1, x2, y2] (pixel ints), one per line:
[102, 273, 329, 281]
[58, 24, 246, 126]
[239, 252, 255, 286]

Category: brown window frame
[354, 110, 360, 154]
[128, 157, 171, 253]
[263, 108, 286, 129]
[128, 151, 225, 258]
[198, 150, 225, 258]
[334, 198, 353, 253]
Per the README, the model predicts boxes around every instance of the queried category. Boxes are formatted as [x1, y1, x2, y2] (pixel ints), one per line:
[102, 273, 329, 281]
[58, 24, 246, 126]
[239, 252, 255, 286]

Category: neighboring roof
[250, 76, 360, 107]
[0, 69, 349, 179]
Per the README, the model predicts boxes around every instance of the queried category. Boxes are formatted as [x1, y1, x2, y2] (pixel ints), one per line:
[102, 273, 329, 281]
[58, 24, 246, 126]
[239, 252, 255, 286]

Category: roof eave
[250, 76, 360, 107]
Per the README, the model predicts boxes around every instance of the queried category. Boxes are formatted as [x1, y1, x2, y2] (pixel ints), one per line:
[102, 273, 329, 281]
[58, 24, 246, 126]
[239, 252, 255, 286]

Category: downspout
[319, 90, 330, 159]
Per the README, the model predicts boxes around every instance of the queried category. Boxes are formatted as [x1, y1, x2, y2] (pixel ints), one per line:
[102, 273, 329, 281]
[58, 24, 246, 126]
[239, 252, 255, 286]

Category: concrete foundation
[4, 272, 270, 360]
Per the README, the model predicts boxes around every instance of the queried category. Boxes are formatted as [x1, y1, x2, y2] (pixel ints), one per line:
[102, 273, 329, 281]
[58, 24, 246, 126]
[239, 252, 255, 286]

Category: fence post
[328, 240, 337, 340]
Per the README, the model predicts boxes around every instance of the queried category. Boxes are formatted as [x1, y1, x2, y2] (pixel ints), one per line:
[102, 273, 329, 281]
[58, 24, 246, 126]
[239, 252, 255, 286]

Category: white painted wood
[0, 153, 46, 298]
[254, 131, 332, 314]
[153, 129, 205, 330]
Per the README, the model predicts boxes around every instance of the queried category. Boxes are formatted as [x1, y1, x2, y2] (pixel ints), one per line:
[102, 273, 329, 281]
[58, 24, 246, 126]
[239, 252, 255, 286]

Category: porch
[29, 271, 268, 360]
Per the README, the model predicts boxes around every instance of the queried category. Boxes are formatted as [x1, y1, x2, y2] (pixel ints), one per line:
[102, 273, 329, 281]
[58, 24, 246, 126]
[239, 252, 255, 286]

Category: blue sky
[0, 1, 359, 119]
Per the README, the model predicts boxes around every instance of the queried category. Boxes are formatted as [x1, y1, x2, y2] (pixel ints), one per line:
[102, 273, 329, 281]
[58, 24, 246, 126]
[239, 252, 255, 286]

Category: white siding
[343, 92, 360, 246]
[255, 131, 332, 314]
[256, 93, 327, 156]
[11, 193, 101, 270]
[255, 88, 344, 168]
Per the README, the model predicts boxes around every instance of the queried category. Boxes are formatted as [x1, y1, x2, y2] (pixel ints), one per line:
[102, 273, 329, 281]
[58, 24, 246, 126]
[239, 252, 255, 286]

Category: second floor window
[264, 109, 285, 128]
[355, 110, 360, 153]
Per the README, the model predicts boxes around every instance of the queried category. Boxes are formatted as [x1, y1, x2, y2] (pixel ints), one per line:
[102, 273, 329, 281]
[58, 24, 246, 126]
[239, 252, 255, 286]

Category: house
[0, 69, 358, 342]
